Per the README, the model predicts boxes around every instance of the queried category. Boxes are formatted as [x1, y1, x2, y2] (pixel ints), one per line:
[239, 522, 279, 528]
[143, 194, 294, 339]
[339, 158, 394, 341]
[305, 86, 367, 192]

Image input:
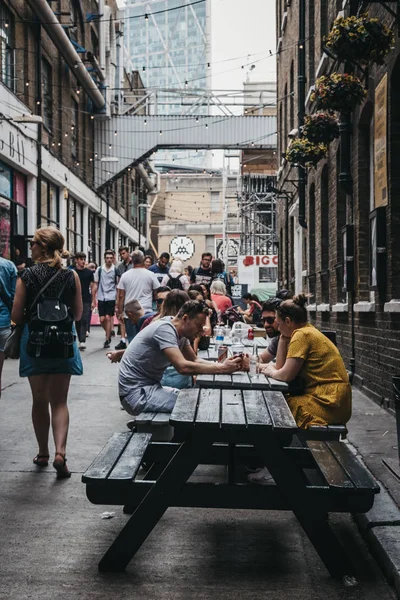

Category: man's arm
[259, 349, 275, 364]
[116, 288, 125, 319]
[263, 357, 303, 382]
[163, 347, 242, 376]
[181, 342, 213, 364]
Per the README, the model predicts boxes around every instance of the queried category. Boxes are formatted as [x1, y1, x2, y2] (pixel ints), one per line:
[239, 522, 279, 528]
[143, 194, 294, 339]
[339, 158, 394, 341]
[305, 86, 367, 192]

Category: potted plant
[311, 73, 366, 112]
[285, 138, 328, 167]
[325, 14, 394, 65]
[302, 112, 340, 144]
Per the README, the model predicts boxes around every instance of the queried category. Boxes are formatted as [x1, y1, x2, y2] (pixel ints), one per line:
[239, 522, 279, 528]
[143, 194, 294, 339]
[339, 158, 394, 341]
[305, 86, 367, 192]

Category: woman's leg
[47, 374, 72, 457]
[28, 375, 51, 456]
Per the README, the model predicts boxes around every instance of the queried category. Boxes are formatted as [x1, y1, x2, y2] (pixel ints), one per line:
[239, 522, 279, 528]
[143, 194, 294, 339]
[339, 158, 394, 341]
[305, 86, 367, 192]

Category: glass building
[124, 0, 211, 167]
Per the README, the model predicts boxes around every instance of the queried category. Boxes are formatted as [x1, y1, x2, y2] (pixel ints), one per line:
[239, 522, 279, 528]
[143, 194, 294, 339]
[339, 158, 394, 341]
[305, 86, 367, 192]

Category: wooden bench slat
[170, 388, 199, 426]
[221, 389, 246, 427]
[243, 390, 272, 429]
[108, 433, 152, 481]
[265, 377, 289, 392]
[215, 374, 233, 386]
[195, 388, 220, 427]
[307, 441, 354, 489]
[326, 441, 379, 491]
[135, 412, 157, 424]
[195, 374, 214, 387]
[152, 413, 172, 424]
[231, 372, 251, 387]
[248, 374, 270, 390]
[82, 432, 134, 482]
[264, 391, 297, 431]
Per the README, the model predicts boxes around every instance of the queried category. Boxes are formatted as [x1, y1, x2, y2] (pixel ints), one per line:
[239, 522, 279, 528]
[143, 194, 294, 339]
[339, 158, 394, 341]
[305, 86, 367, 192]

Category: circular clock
[170, 236, 195, 261]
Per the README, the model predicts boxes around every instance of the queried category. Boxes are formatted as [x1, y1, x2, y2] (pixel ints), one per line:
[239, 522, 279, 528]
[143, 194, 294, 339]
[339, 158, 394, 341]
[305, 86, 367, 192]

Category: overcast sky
[210, 0, 276, 91]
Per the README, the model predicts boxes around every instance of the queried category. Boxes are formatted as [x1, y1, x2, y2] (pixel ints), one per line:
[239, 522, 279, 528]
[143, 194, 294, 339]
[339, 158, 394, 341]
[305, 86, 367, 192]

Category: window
[289, 62, 294, 131]
[308, 184, 316, 302]
[320, 166, 330, 303]
[211, 191, 220, 213]
[71, 99, 79, 159]
[66, 196, 83, 254]
[0, 2, 15, 92]
[40, 179, 59, 227]
[42, 58, 53, 131]
[89, 211, 101, 263]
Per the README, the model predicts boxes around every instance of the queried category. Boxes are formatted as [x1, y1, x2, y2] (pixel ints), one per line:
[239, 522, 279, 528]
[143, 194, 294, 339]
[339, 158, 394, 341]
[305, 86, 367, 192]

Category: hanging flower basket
[311, 73, 366, 112]
[302, 112, 340, 144]
[325, 14, 394, 65]
[285, 138, 328, 167]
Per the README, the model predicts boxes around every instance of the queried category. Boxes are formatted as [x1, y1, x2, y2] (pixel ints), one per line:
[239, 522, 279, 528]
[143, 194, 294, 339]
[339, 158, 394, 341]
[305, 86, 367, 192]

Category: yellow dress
[286, 324, 351, 429]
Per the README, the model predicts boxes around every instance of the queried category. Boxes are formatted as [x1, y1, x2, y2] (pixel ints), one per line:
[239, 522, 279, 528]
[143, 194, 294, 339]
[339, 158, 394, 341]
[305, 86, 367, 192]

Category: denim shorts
[0, 326, 11, 352]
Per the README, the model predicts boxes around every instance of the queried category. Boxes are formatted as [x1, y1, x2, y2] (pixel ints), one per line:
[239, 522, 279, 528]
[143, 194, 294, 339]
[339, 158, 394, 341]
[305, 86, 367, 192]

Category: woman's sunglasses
[262, 316, 276, 325]
[29, 240, 41, 248]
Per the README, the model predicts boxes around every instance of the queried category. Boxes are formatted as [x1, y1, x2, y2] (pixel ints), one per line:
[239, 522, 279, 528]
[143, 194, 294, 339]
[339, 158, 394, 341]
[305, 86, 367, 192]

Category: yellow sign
[374, 74, 388, 207]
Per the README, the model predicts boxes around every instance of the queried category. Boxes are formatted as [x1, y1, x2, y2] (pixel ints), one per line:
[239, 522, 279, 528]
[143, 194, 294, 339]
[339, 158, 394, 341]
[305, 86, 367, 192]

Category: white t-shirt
[117, 267, 160, 312]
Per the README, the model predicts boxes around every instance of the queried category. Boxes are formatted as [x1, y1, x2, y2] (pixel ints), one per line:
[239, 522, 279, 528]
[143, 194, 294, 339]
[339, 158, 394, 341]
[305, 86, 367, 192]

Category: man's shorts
[120, 383, 180, 416]
[0, 326, 11, 352]
[98, 300, 116, 317]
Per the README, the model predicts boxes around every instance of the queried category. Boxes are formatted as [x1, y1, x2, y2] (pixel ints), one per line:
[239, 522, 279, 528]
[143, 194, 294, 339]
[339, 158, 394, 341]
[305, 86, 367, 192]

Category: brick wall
[276, 0, 400, 410]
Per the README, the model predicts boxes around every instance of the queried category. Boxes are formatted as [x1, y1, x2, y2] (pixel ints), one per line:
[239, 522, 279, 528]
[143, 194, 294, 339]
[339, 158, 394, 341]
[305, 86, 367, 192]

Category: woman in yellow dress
[263, 294, 351, 429]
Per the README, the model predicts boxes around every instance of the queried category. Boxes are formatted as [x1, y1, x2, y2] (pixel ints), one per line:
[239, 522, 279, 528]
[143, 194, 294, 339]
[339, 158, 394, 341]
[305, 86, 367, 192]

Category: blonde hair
[210, 279, 226, 295]
[169, 259, 184, 276]
[34, 227, 69, 269]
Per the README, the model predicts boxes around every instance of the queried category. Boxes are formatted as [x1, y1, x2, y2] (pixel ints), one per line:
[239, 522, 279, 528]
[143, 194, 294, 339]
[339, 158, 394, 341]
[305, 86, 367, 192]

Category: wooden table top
[196, 372, 289, 392]
[170, 387, 297, 432]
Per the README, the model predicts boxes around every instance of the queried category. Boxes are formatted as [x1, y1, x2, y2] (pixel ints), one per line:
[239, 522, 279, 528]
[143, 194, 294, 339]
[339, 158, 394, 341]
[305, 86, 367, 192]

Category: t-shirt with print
[118, 317, 190, 397]
[73, 267, 94, 303]
[117, 267, 160, 312]
[94, 265, 118, 301]
[148, 263, 170, 284]
[190, 266, 213, 286]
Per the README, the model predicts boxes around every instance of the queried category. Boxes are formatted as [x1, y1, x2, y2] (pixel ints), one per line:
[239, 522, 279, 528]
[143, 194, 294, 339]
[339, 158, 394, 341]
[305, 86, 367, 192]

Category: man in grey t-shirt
[117, 300, 243, 415]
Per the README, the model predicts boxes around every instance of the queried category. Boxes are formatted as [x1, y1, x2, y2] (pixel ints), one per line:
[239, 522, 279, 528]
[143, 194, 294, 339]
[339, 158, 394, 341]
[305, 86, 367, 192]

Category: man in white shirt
[92, 250, 118, 349]
[116, 250, 160, 343]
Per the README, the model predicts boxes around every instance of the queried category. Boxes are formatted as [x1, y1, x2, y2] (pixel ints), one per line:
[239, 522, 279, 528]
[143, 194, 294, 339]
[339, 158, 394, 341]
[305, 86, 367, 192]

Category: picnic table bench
[83, 387, 379, 577]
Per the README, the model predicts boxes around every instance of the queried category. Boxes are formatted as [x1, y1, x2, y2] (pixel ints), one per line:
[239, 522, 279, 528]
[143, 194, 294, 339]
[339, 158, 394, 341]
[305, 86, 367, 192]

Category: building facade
[0, 0, 146, 267]
[123, 0, 211, 167]
[276, 0, 400, 410]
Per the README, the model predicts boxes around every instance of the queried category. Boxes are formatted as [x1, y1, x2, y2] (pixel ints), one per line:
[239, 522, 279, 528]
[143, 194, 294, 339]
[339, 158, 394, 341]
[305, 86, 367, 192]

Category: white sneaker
[86, 331, 90, 337]
[247, 466, 274, 485]
[79, 342, 86, 350]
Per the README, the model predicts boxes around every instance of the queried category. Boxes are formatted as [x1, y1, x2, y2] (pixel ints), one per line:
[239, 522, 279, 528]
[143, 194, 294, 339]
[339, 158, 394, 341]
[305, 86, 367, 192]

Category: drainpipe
[26, 0, 105, 110]
[86, 52, 106, 82]
[298, 0, 307, 229]
[35, 23, 42, 228]
[135, 163, 155, 192]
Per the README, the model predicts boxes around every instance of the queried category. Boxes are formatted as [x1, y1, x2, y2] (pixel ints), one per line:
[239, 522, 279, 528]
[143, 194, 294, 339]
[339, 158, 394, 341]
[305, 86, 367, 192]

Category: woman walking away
[12, 227, 83, 478]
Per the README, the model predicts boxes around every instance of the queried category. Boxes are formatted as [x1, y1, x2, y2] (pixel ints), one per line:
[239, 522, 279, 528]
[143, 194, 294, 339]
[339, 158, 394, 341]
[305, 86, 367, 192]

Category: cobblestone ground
[0, 329, 396, 600]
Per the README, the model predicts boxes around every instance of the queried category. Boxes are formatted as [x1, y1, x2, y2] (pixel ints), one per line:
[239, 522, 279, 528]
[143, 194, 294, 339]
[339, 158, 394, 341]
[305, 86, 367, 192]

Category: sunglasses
[262, 316, 276, 325]
[156, 298, 165, 305]
[29, 240, 41, 248]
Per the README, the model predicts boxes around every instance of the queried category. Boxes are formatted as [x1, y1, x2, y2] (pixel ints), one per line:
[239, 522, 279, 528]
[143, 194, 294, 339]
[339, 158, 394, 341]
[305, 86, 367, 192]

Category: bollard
[392, 376, 400, 466]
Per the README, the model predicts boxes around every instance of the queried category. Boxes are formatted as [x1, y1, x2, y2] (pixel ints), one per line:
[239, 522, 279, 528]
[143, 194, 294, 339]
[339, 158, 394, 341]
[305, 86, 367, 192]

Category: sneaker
[86, 331, 90, 337]
[115, 340, 127, 350]
[110, 330, 116, 337]
[103, 339, 111, 349]
[78, 342, 86, 350]
[247, 466, 274, 486]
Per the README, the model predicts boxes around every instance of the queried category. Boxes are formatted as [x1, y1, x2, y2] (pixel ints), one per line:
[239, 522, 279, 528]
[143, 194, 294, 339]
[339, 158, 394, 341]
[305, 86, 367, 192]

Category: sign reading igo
[242, 255, 278, 267]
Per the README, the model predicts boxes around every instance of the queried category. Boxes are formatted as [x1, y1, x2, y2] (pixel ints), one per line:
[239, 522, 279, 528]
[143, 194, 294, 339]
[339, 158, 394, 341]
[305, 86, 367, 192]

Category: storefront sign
[241, 255, 278, 267]
[374, 74, 388, 207]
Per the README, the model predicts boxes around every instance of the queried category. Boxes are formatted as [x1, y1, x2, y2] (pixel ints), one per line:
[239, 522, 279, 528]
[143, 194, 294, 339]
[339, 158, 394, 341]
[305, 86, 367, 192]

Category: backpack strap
[27, 269, 63, 313]
[56, 269, 74, 300]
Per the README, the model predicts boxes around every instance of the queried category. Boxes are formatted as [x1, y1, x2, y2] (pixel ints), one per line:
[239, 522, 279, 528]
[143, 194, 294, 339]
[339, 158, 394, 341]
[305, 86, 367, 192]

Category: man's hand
[91, 300, 97, 310]
[107, 350, 124, 363]
[263, 362, 277, 377]
[220, 356, 243, 374]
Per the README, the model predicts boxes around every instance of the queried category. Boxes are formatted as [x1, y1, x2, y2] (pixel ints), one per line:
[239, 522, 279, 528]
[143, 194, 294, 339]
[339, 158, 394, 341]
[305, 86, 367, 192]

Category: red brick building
[276, 0, 400, 410]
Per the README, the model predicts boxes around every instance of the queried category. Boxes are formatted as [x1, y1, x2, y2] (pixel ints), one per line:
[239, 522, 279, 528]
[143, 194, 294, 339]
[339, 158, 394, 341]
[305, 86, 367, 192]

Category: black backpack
[167, 274, 183, 290]
[26, 269, 75, 359]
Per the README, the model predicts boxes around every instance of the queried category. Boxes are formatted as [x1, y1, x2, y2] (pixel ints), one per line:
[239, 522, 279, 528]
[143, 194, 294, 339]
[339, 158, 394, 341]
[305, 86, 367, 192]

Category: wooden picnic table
[85, 387, 378, 577]
[196, 372, 289, 392]
[210, 337, 268, 348]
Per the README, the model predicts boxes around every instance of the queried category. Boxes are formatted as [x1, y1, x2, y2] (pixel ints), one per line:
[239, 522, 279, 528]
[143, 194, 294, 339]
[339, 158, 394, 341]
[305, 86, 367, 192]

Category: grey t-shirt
[94, 265, 117, 301]
[117, 267, 160, 312]
[267, 335, 280, 357]
[119, 318, 189, 397]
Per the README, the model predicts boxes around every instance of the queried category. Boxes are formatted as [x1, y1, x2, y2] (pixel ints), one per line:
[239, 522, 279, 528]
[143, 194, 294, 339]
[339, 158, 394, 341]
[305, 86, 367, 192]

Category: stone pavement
[0, 328, 398, 600]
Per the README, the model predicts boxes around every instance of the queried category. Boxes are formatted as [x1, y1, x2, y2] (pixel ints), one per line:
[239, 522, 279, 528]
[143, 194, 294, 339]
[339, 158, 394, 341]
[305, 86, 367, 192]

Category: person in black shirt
[73, 252, 94, 350]
[190, 252, 213, 286]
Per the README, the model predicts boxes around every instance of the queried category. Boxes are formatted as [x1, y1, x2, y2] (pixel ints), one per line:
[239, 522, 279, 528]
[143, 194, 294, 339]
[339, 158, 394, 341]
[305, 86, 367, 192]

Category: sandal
[53, 453, 71, 479]
[33, 454, 49, 467]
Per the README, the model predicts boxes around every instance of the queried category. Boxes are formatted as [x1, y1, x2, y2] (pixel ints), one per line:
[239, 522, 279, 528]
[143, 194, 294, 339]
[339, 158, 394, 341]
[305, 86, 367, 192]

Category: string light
[25, 81, 29, 87]
[64, 132, 68, 137]
[205, 123, 208, 129]
[159, 130, 162, 136]
[57, 142, 61, 146]
[185, 80, 188, 88]
[144, 13, 148, 20]
[4, 20, 9, 28]
[76, 87, 80, 95]
[144, 118, 147, 125]
[207, 62, 210, 69]
[90, 115, 94, 120]
[108, 143, 112, 149]
[195, 117, 199, 122]
[114, 130, 118, 136]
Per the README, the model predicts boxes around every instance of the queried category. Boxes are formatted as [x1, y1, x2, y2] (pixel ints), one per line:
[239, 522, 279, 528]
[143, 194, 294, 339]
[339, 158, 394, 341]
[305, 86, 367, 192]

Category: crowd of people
[0, 226, 352, 482]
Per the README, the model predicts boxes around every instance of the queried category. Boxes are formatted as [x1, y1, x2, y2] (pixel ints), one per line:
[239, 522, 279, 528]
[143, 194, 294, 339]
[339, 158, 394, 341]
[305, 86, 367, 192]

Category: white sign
[238, 255, 279, 290]
[170, 236, 195, 261]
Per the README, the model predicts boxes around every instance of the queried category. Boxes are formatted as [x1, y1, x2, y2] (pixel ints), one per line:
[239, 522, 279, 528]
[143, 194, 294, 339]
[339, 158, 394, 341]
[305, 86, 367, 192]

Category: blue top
[148, 263, 170, 275]
[0, 257, 17, 329]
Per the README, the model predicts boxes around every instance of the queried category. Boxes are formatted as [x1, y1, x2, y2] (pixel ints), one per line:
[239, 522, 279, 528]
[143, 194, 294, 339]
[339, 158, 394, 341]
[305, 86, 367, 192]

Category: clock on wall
[170, 236, 195, 261]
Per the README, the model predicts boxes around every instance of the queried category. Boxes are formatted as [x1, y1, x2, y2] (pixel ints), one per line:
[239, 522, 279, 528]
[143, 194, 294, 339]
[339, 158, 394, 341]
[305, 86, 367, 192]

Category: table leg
[253, 433, 355, 579]
[99, 436, 212, 572]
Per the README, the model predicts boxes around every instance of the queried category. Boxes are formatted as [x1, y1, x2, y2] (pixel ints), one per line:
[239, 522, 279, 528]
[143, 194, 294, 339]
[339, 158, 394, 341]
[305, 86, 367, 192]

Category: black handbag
[4, 324, 23, 359]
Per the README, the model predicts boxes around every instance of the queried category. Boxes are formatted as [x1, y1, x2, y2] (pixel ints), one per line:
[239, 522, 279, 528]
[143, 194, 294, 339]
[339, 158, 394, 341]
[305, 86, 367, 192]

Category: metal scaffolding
[239, 175, 278, 255]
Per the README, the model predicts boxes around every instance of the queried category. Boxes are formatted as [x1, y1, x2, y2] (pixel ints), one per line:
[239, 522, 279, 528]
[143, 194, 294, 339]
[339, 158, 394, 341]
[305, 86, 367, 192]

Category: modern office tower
[124, 0, 211, 167]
